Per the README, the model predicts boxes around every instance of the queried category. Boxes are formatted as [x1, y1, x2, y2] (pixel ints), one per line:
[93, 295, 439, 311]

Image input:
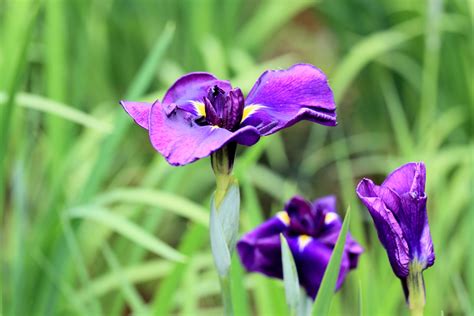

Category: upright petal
[120, 100, 152, 129]
[242, 64, 336, 135]
[162, 72, 232, 109]
[236, 216, 288, 278]
[382, 162, 426, 196]
[398, 193, 433, 265]
[148, 103, 260, 166]
[285, 196, 321, 236]
[356, 179, 410, 278]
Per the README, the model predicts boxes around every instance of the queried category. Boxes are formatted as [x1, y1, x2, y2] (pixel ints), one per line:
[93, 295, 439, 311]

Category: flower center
[201, 85, 245, 131]
[286, 199, 326, 237]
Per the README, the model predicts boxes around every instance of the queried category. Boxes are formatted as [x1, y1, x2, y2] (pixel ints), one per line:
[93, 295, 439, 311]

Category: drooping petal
[242, 64, 337, 135]
[286, 236, 351, 299]
[311, 195, 364, 269]
[162, 72, 232, 108]
[120, 100, 152, 129]
[382, 162, 426, 196]
[356, 179, 410, 278]
[236, 216, 288, 278]
[148, 103, 260, 166]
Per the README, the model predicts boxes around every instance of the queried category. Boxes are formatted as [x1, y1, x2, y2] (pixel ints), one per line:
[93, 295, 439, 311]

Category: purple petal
[313, 195, 337, 214]
[162, 72, 232, 108]
[242, 64, 337, 135]
[238, 208, 361, 300]
[284, 196, 321, 236]
[382, 162, 426, 196]
[398, 193, 434, 266]
[120, 100, 152, 129]
[286, 236, 351, 299]
[236, 217, 288, 278]
[356, 179, 410, 278]
[148, 103, 260, 166]
[419, 222, 435, 268]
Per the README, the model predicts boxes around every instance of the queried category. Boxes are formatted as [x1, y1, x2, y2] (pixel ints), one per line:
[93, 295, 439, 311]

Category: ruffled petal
[120, 100, 152, 129]
[286, 236, 351, 299]
[236, 217, 288, 279]
[162, 72, 232, 108]
[356, 179, 410, 278]
[242, 64, 336, 135]
[382, 162, 426, 196]
[149, 103, 260, 166]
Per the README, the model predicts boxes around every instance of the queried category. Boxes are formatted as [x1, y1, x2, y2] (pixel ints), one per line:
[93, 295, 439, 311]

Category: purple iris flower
[236, 195, 363, 299]
[120, 64, 336, 166]
[356, 162, 435, 298]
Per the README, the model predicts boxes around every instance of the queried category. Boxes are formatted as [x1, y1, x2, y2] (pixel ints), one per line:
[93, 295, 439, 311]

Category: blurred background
[1, 0, 472, 315]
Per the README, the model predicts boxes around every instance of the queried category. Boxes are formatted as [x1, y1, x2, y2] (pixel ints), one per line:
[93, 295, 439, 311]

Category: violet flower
[120, 63, 336, 167]
[237, 195, 363, 299]
[356, 162, 435, 313]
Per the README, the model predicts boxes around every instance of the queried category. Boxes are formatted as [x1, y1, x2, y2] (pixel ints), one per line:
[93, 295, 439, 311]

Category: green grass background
[1, 0, 472, 315]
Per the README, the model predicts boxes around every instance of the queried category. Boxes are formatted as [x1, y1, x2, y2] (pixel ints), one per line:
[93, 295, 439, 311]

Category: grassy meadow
[1, 0, 472, 315]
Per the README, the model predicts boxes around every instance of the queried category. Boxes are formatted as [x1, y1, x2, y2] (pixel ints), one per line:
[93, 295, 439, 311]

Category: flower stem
[219, 275, 234, 316]
[407, 261, 425, 316]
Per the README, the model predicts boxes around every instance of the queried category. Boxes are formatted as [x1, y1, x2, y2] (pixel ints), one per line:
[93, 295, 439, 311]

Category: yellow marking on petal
[191, 101, 206, 117]
[324, 212, 338, 225]
[241, 104, 262, 122]
[276, 211, 290, 226]
[298, 235, 312, 251]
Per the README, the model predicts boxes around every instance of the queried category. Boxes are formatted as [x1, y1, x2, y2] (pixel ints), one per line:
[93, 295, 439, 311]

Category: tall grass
[1, 0, 472, 315]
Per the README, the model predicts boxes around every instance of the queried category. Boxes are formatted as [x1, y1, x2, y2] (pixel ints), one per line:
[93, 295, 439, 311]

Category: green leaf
[280, 234, 300, 315]
[209, 181, 240, 277]
[312, 208, 351, 316]
[68, 206, 186, 263]
[209, 200, 232, 277]
[215, 182, 240, 251]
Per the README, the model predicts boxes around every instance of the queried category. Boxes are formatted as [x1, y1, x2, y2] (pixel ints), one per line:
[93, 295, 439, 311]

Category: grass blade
[94, 188, 208, 226]
[69, 206, 186, 263]
[312, 208, 351, 316]
[281, 234, 300, 314]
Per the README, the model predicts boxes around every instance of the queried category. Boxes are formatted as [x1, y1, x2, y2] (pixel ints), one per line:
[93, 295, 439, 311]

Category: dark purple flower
[121, 64, 336, 166]
[236, 195, 363, 299]
[356, 162, 435, 298]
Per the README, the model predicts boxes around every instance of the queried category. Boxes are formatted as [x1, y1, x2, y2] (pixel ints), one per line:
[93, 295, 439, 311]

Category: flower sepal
[405, 260, 426, 316]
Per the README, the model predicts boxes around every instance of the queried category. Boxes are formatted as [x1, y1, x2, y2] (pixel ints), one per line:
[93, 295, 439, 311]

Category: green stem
[219, 276, 234, 316]
[211, 144, 236, 207]
[407, 261, 425, 316]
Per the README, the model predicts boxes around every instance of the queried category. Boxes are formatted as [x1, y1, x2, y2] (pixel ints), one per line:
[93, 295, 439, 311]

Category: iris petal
[356, 179, 410, 277]
[242, 63, 337, 135]
[120, 100, 152, 129]
[148, 103, 260, 166]
[162, 72, 232, 108]
[286, 236, 351, 299]
[382, 162, 426, 196]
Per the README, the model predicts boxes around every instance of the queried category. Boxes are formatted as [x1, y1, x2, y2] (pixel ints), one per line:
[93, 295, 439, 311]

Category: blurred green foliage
[0, 0, 472, 315]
